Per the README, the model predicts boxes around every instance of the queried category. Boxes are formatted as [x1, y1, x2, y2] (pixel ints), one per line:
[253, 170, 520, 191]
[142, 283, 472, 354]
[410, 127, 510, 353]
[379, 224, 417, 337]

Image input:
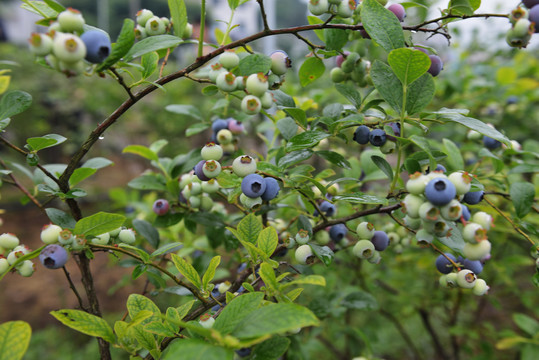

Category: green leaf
[176, 300, 196, 319]
[133, 219, 160, 249]
[276, 117, 298, 140]
[286, 131, 330, 152]
[165, 104, 203, 120]
[202, 255, 221, 291]
[0, 90, 32, 120]
[171, 254, 202, 289]
[50, 310, 115, 343]
[168, 0, 188, 39]
[150, 242, 183, 258]
[128, 174, 167, 191]
[237, 213, 263, 244]
[186, 123, 210, 137]
[228, 0, 240, 10]
[202, 85, 219, 96]
[69, 167, 97, 186]
[437, 223, 465, 252]
[259, 262, 279, 291]
[257, 227, 279, 257]
[296, 215, 313, 236]
[129, 323, 158, 351]
[141, 51, 159, 79]
[271, 90, 295, 108]
[361, 0, 405, 52]
[96, 19, 135, 72]
[370, 61, 402, 114]
[21, 1, 58, 17]
[45, 208, 76, 228]
[324, 28, 348, 51]
[449, 0, 475, 15]
[388, 48, 430, 86]
[283, 275, 326, 288]
[510, 182, 535, 218]
[307, 15, 325, 41]
[309, 244, 334, 266]
[333, 192, 389, 205]
[74, 212, 126, 237]
[26, 134, 66, 151]
[513, 313, 539, 337]
[238, 54, 272, 76]
[283, 108, 307, 128]
[125, 35, 182, 61]
[122, 145, 158, 161]
[406, 73, 435, 115]
[278, 149, 313, 169]
[144, 321, 175, 337]
[162, 339, 234, 360]
[341, 291, 379, 310]
[335, 83, 362, 108]
[126, 294, 162, 325]
[299, 57, 325, 87]
[251, 336, 291, 360]
[442, 139, 464, 171]
[434, 109, 510, 145]
[213, 292, 265, 335]
[408, 134, 437, 170]
[371, 155, 393, 181]
[316, 150, 351, 169]
[0, 118, 10, 131]
[232, 303, 319, 338]
[0, 321, 31, 360]
[43, 0, 65, 12]
[82, 157, 113, 170]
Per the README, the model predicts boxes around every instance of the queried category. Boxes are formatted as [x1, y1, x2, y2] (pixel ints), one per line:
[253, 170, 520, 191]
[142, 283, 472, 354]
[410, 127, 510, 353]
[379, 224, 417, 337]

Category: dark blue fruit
[241, 174, 266, 198]
[461, 204, 471, 221]
[211, 119, 229, 133]
[371, 231, 389, 251]
[329, 224, 348, 242]
[462, 190, 484, 205]
[388, 122, 401, 137]
[483, 136, 501, 150]
[427, 55, 443, 77]
[235, 348, 251, 357]
[462, 258, 483, 274]
[194, 160, 210, 181]
[425, 178, 456, 206]
[369, 129, 387, 147]
[319, 200, 336, 217]
[506, 96, 518, 105]
[261, 177, 280, 201]
[353, 125, 370, 145]
[80, 30, 111, 63]
[435, 253, 456, 274]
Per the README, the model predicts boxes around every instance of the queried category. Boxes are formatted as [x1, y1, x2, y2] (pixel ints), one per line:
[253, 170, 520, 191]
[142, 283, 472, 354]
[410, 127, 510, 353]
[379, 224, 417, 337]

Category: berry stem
[62, 265, 86, 311]
[483, 196, 535, 245]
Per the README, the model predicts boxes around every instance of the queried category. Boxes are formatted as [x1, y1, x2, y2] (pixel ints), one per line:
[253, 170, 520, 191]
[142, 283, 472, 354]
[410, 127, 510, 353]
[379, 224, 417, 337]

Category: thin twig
[484, 196, 535, 245]
[109, 67, 135, 101]
[418, 309, 450, 360]
[380, 309, 423, 360]
[257, 0, 270, 31]
[0, 159, 44, 211]
[312, 203, 401, 233]
[62, 266, 87, 311]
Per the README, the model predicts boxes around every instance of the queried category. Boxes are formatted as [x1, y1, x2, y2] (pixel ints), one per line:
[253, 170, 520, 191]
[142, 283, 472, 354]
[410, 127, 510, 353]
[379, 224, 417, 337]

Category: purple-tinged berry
[241, 174, 266, 198]
[235, 348, 252, 357]
[524, 1, 539, 9]
[353, 239, 375, 259]
[232, 155, 257, 177]
[371, 231, 389, 251]
[329, 224, 348, 243]
[227, 119, 244, 134]
[460, 204, 471, 222]
[388, 4, 406, 22]
[353, 125, 370, 145]
[194, 160, 211, 181]
[462, 258, 483, 275]
[462, 190, 484, 205]
[39, 244, 68, 269]
[424, 177, 456, 206]
[427, 55, 443, 77]
[270, 50, 291, 75]
[261, 177, 280, 201]
[529, 6, 539, 33]
[153, 199, 170, 216]
[80, 30, 111, 63]
[388, 122, 401, 137]
[369, 129, 387, 147]
[211, 119, 229, 133]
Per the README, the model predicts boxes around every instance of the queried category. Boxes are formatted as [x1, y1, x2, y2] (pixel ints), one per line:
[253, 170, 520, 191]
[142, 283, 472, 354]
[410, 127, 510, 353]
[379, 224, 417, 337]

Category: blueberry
[369, 129, 387, 147]
[329, 224, 348, 243]
[237, 263, 247, 273]
[424, 178, 456, 206]
[388, 4, 406, 22]
[241, 174, 266, 198]
[529, 5, 539, 33]
[435, 253, 456, 274]
[483, 136, 501, 150]
[261, 177, 280, 201]
[434, 164, 446, 173]
[427, 55, 443, 77]
[319, 200, 336, 217]
[80, 30, 111, 63]
[370, 231, 389, 251]
[152, 199, 169, 216]
[506, 96, 518, 105]
[211, 119, 229, 133]
[388, 122, 401, 137]
[194, 160, 210, 181]
[462, 258, 483, 274]
[39, 244, 68, 269]
[235, 348, 251, 357]
[353, 125, 370, 145]
[462, 190, 484, 205]
[461, 204, 471, 221]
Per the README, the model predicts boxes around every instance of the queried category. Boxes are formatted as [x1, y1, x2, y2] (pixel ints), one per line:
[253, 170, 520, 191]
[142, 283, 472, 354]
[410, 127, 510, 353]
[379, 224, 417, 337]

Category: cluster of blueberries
[506, 0, 539, 48]
[134, 9, 192, 41]
[353, 123, 400, 154]
[0, 233, 35, 277]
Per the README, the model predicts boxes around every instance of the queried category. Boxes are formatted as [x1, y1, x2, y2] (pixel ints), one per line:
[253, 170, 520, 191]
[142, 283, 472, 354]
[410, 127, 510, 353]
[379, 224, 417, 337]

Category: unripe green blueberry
[189, 195, 202, 209]
[200, 194, 214, 211]
[199, 314, 215, 329]
[403, 215, 421, 230]
[190, 182, 203, 196]
[209, 63, 226, 83]
[242, 95, 262, 115]
[406, 173, 429, 195]
[57, 8, 85, 33]
[427, 219, 450, 238]
[308, 0, 329, 16]
[71, 236, 87, 250]
[201, 142, 223, 161]
[472, 278, 489, 296]
[448, 172, 472, 195]
[59, 59, 86, 76]
[216, 129, 234, 144]
[337, 0, 356, 18]
[202, 160, 221, 178]
[531, 245, 539, 259]
[270, 50, 291, 75]
[509, 7, 528, 25]
[462, 240, 491, 261]
[136, 9, 154, 26]
[471, 211, 493, 231]
[513, 18, 533, 37]
[330, 67, 346, 83]
[419, 201, 440, 222]
[145, 16, 166, 36]
[340, 52, 360, 73]
[109, 227, 122, 238]
[295, 244, 314, 264]
[219, 51, 240, 69]
[58, 229, 74, 245]
[182, 23, 193, 39]
[245, 73, 269, 97]
[161, 17, 170, 28]
[506, 27, 531, 48]
[356, 222, 375, 239]
[387, 232, 400, 245]
[53, 33, 86, 63]
[232, 155, 257, 177]
[91, 232, 110, 245]
[260, 92, 275, 109]
[0, 233, 20, 250]
[202, 179, 220, 193]
[235, 76, 246, 90]
[7, 246, 30, 265]
[216, 71, 237, 92]
[41, 224, 62, 244]
[353, 239, 375, 259]
[462, 222, 487, 243]
[239, 193, 263, 209]
[48, 22, 62, 32]
[456, 269, 476, 289]
[295, 229, 310, 245]
[380, 140, 396, 154]
[314, 230, 330, 245]
[134, 25, 147, 40]
[401, 194, 423, 218]
[415, 228, 434, 247]
[17, 260, 35, 277]
[28, 33, 53, 56]
[466, 129, 482, 141]
[439, 273, 458, 288]
[440, 199, 462, 221]
[179, 173, 195, 189]
[425, 171, 447, 181]
[118, 228, 136, 244]
[0, 258, 9, 274]
[218, 281, 231, 294]
[367, 250, 382, 264]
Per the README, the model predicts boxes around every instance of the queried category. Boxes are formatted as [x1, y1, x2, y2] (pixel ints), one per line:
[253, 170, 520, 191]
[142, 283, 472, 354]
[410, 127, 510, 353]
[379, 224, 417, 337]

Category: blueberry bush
[0, 0, 538, 359]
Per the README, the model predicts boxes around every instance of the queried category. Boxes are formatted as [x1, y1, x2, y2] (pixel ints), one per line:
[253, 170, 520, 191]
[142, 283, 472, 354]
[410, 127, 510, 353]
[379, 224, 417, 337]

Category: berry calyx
[53, 33, 87, 63]
[202, 160, 222, 178]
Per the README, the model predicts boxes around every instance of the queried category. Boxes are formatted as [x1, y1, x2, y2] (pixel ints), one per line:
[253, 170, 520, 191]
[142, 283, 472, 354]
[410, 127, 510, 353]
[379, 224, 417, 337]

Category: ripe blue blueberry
[261, 177, 280, 201]
[461, 204, 471, 221]
[194, 160, 211, 181]
[318, 200, 336, 217]
[483, 136, 501, 150]
[388, 122, 401, 137]
[424, 177, 457, 206]
[329, 224, 348, 243]
[241, 174, 266, 198]
[435, 253, 456, 274]
[39, 244, 68, 269]
[529, 6, 539, 33]
[369, 129, 387, 147]
[153, 199, 169, 216]
[211, 119, 229, 133]
[427, 55, 443, 77]
[462, 190, 484, 205]
[353, 125, 370, 145]
[235, 348, 252, 357]
[462, 258, 483, 274]
[370, 231, 389, 251]
[80, 30, 111, 63]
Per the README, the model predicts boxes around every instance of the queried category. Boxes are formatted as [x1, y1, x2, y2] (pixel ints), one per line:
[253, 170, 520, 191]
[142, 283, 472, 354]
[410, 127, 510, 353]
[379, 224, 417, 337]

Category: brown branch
[109, 67, 135, 101]
[380, 309, 424, 360]
[0, 159, 45, 212]
[312, 203, 401, 233]
[317, 334, 347, 360]
[411, 13, 509, 30]
[418, 308, 450, 360]
[483, 196, 535, 246]
[62, 265, 87, 311]
[256, 0, 270, 31]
